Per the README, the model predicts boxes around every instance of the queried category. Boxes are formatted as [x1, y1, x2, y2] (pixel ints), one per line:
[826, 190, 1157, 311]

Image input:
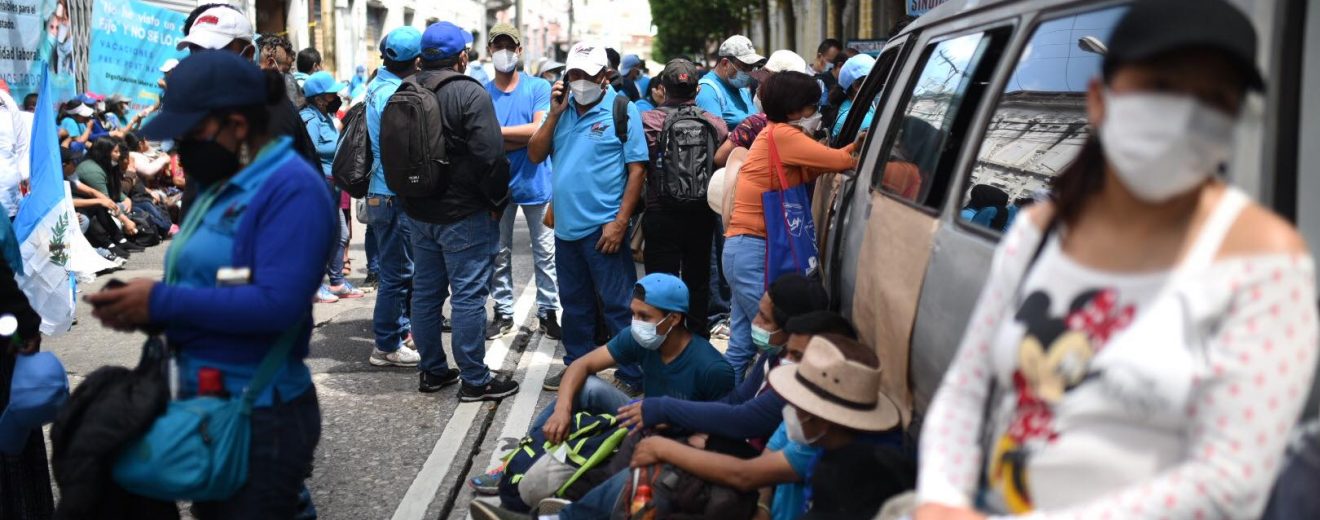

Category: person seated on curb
[615, 275, 834, 443]
[470, 273, 736, 490]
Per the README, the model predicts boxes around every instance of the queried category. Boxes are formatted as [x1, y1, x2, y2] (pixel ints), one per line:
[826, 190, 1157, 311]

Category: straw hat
[768, 335, 900, 432]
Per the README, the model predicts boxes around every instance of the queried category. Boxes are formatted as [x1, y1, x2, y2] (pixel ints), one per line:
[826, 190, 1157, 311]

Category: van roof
[899, 0, 1014, 37]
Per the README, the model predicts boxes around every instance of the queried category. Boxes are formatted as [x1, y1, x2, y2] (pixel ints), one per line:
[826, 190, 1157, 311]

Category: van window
[875, 29, 1010, 210]
[958, 5, 1129, 233]
[832, 45, 901, 146]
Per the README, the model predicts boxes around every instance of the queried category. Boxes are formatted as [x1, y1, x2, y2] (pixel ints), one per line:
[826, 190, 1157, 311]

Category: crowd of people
[1, 0, 1318, 518]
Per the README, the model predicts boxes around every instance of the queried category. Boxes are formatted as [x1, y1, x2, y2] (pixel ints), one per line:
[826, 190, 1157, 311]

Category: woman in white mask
[915, 1, 1317, 519]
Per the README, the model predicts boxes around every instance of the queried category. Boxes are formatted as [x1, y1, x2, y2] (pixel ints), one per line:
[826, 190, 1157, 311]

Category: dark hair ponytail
[1050, 135, 1106, 225]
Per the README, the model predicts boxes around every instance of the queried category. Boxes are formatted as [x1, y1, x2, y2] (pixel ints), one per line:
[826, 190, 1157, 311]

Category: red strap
[766, 126, 792, 191]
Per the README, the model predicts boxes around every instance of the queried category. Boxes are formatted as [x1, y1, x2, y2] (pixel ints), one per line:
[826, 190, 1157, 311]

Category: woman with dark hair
[74, 137, 140, 254]
[916, 1, 1317, 518]
[721, 71, 862, 382]
[85, 51, 335, 517]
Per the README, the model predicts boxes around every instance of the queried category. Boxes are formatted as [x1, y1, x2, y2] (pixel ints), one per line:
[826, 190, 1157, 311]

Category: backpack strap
[613, 94, 630, 144]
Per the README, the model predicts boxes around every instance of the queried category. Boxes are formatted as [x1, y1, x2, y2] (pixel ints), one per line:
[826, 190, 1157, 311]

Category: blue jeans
[555, 228, 641, 384]
[490, 203, 559, 318]
[192, 388, 321, 519]
[366, 195, 412, 352]
[558, 468, 629, 520]
[326, 209, 349, 286]
[365, 224, 379, 275]
[528, 376, 632, 435]
[708, 227, 732, 325]
[409, 212, 499, 386]
[722, 235, 766, 383]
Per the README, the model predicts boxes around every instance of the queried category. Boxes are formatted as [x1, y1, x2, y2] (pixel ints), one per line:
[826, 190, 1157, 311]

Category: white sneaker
[369, 347, 420, 367]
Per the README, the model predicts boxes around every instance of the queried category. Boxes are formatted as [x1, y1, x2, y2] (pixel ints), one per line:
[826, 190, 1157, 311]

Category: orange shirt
[726, 123, 858, 238]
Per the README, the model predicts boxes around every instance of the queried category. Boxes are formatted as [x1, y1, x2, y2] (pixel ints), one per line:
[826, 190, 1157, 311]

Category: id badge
[216, 267, 252, 287]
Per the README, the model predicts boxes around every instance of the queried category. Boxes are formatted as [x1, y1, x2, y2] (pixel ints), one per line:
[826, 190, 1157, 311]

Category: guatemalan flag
[12, 69, 115, 335]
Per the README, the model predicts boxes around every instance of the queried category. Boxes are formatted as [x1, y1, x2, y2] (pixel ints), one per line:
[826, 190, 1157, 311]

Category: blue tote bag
[761, 131, 821, 289]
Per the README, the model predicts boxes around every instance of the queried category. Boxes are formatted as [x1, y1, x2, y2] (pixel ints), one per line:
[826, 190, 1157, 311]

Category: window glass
[876, 31, 997, 208]
[959, 5, 1128, 232]
[833, 46, 900, 146]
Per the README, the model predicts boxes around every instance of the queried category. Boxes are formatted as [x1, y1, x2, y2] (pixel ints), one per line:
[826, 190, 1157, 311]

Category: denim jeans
[409, 211, 499, 386]
[721, 235, 766, 383]
[490, 203, 559, 318]
[556, 228, 641, 384]
[325, 209, 349, 287]
[708, 227, 732, 325]
[558, 468, 629, 520]
[365, 224, 379, 275]
[192, 388, 321, 519]
[366, 195, 412, 352]
[1262, 419, 1320, 519]
[528, 376, 632, 435]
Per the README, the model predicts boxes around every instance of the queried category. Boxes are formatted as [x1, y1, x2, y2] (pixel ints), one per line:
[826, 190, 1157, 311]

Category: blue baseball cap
[140, 50, 267, 140]
[421, 21, 468, 61]
[620, 54, 642, 75]
[381, 26, 423, 61]
[838, 54, 876, 91]
[635, 273, 690, 314]
[303, 71, 346, 98]
[0, 352, 69, 455]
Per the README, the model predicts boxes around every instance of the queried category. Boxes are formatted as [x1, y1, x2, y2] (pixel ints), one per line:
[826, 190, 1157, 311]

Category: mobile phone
[554, 81, 565, 105]
[93, 279, 126, 308]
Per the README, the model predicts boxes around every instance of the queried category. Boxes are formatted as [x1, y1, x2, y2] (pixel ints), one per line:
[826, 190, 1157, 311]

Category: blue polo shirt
[366, 67, 405, 196]
[605, 327, 735, 401]
[549, 88, 647, 241]
[767, 423, 824, 520]
[696, 71, 755, 131]
[299, 105, 339, 177]
[831, 98, 875, 137]
[487, 72, 553, 205]
[150, 137, 336, 407]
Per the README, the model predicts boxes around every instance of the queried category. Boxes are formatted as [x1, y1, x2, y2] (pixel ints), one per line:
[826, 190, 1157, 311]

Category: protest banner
[87, 0, 187, 117]
[0, 0, 78, 103]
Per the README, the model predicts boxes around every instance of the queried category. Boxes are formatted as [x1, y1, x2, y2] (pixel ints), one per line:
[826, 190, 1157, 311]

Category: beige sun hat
[768, 335, 901, 432]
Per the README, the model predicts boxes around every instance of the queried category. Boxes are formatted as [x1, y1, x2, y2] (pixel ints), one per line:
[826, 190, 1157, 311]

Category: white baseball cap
[158, 58, 180, 73]
[177, 6, 254, 51]
[762, 50, 809, 74]
[565, 41, 608, 76]
[66, 104, 94, 118]
[718, 35, 765, 65]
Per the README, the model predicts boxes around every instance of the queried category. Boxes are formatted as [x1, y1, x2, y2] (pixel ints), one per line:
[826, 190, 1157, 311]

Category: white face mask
[492, 50, 519, 73]
[782, 405, 824, 445]
[1099, 90, 1236, 203]
[630, 314, 673, 351]
[570, 79, 604, 106]
[790, 111, 823, 135]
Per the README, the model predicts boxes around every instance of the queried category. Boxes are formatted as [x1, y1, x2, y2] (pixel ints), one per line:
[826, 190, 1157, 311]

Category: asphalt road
[44, 211, 572, 520]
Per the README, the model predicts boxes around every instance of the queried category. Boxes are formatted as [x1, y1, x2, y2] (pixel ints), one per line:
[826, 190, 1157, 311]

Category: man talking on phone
[528, 41, 647, 395]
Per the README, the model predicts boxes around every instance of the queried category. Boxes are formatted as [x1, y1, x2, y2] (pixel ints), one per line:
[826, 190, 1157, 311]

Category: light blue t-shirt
[695, 71, 754, 131]
[366, 67, 405, 196]
[59, 117, 85, 139]
[487, 72, 553, 205]
[831, 98, 875, 137]
[549, 88, 647, 241]
[767, 423, 824, 520]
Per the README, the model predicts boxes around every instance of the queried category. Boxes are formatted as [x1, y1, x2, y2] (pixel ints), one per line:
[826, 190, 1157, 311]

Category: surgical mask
[177, 136, 240, 185]
[1099, 90, 1235, 203]
[492, 50, 519, 73]
[96, 101, 105, 112]
[751, 324, 783, 354]
[783, 405, 824, 445]
[631, 314, 673, 350]
[753, 94, 763, 114]
[570, 79, 604, 106]
[824, 62, 835, 72]
[778, 357, 797, 367]
[791, 111, 823, 135]
[729, 70, 752, 89]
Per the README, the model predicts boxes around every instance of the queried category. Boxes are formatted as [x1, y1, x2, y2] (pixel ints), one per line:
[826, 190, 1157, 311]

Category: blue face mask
[729, 70, 752, 89]
[631, 314, 674, 350]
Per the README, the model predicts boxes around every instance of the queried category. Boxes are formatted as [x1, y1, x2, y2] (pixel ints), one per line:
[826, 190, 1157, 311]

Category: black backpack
[331, 103, 372, 198]
[379, 70, 478, 197]
[650, 106, 717, 205]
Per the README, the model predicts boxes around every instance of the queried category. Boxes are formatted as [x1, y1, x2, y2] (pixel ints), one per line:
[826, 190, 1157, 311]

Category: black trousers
[642, 207, 716, 337]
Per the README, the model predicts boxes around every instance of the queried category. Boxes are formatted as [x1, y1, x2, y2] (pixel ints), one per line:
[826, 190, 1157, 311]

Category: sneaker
[168, 224, 179, 237]
[363, 272, 379, 288]
[369, 347, 420, 367]
[535, 498, 572, 515]
[315, 286, 340, 304]
[468, 463, 505, 495]
[459, 378, 520, 402]
[710, 319, 732, 340]
[328, 281, 365, 299]
[608, 373, 643, 398]
[485, 314, 514, 340]
[442, 316, 453, 332]
[109, 244, 131, 259]
[419, 368, 460, 392]
[469, 500, 525, 520]
[539, 311, 562, 340]
[542, 369, 564, 392]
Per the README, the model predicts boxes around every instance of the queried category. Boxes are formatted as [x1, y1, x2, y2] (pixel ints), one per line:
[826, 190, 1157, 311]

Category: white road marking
[391, 281, 537, 520]
[486, 332, 558, 468]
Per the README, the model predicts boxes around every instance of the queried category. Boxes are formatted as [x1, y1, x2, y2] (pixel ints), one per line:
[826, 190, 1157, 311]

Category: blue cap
[838, 54, 876, 91]
[381, 26, 423, 61]
[421, 22, 468, 61]
[140, 51, 267, 140]
[303, 71, 346, 97]
[620, 54, 642, 75]
[0, 352, 69, 455]
[635, 273, 689, 314]
[463, 29, 474, 46]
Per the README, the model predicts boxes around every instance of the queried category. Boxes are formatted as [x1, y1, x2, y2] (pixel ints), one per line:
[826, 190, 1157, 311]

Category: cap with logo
[751, 49, 809, 83]
[659, 58, 700, 98]
[838, 53, 876, 91]
[177, 5, 254, 51]
[565, 41, 608, 77]
[421, 21, 468, 62]
[140, 51, 268, 140]
[488, 22, 521, 46]
[0, 352, 69, 455]
[381, 26, 423, 61]
[1103, 0, 1264, 90]
[303, 71, 346, 98]
[635, 273, 690, 314]
[620, 54, 642, 75]
[718, 35, 766, 66]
